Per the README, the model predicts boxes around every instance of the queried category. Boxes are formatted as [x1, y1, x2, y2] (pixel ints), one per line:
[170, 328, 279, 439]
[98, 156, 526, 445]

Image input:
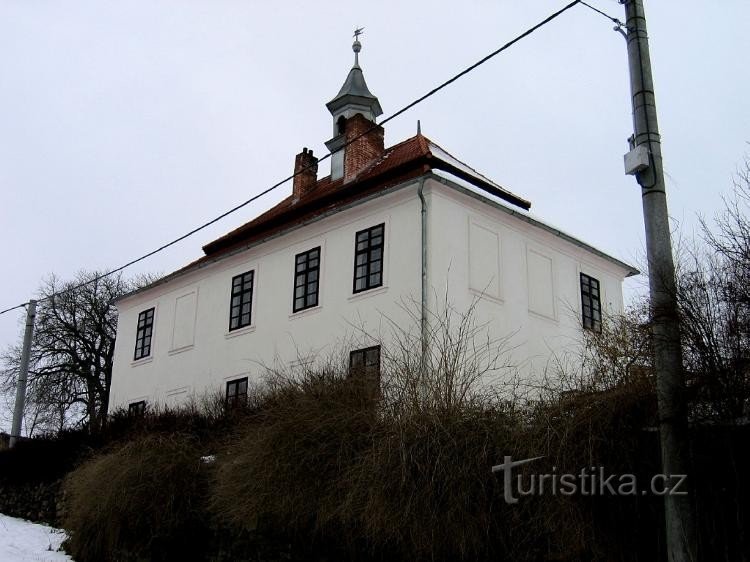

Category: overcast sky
[1, 1, 748, 427]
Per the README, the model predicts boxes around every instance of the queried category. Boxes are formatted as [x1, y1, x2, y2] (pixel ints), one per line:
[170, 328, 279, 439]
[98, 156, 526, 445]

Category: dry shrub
[344, 405, 524, 560]
[210, 303, 662, 561]
[63, 433, 209, 562]
[210, 300, 537, 561]
[61, 301, 662, 561]
[211, 372, 377, 538]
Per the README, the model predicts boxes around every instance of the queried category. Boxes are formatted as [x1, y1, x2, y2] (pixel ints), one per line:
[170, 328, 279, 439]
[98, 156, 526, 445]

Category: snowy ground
[0, 513, 74, 562]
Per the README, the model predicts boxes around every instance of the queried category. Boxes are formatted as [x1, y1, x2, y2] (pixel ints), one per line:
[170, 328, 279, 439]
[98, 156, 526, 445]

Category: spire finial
[352, 27, 364, 67]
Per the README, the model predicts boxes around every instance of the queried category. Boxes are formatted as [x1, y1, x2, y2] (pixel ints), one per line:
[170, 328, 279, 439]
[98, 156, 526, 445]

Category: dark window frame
[229, 271, 254, 331]
[349, 345, 381, 380]
[128, 400, 146, 416]
[353, 223, 385, 294]
[133, 307, 155, 360]
[580, 273, 602, 332]
[225, 377, 249, 408]
[293, 247, 321, 313]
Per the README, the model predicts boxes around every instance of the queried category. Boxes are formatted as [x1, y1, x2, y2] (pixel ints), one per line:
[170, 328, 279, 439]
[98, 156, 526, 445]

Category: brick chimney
[293, 148, 318, 201]
[343, 113, 384, 183]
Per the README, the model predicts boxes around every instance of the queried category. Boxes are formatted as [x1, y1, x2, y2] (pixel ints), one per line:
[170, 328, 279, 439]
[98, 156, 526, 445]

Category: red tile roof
[202, 133, 529, 257]
[149, 133, 529, 285]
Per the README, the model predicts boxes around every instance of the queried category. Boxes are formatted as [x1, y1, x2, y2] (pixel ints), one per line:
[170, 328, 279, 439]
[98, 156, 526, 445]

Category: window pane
[353, 224, 385, 293]
[351, 352, 363, 369]
[366, 348, 379, 362]
[580, 274, 601, 332]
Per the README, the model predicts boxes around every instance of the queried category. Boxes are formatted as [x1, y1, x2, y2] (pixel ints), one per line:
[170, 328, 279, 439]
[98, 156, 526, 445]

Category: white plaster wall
[109, 183, 423, 410]
[109, 174, 632, 411]
[423, 176, 630, 386]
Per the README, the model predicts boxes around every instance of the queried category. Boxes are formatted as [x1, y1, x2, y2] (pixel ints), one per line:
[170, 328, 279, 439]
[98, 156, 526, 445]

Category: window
[229, 271, 254, 331]
[226, 377, 248, 408]
[353, 223, 384, 293]
[349, 346, 381, 382]
[293, 247, 321, 312]
[134, 307, 155, 360]
[128, 400, 146, 416]
[580, 273, 602, 332]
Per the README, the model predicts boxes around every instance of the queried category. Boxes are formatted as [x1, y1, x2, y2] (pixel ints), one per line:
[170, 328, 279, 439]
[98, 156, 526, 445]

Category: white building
[108, 39, 637, 413]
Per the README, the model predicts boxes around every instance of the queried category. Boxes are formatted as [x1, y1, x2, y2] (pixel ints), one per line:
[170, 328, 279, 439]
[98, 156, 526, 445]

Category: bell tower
[325, 30, 383, 181]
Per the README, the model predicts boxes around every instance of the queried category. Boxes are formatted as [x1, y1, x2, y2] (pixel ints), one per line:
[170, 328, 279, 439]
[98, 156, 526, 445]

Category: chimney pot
[293, 147, 319, 201]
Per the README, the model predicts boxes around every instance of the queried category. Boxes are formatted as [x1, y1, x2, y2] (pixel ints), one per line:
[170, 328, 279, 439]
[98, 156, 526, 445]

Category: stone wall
[0, 478, 65, 526]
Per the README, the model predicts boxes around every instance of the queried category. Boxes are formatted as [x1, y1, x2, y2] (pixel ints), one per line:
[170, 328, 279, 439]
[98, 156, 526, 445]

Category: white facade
[109, 173, 636, 411]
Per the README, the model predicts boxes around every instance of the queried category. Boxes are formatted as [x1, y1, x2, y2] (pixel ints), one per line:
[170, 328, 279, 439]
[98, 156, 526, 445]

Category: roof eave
[325, 94, 383, 117]
[430, 159, 531, 211]
[113, 170, 431, 305]
[428, 171, 640, 278]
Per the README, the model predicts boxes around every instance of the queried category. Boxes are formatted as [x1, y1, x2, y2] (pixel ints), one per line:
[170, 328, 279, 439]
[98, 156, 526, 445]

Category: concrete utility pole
[621, 1, 697, 560]
[9, 300, 37, 449]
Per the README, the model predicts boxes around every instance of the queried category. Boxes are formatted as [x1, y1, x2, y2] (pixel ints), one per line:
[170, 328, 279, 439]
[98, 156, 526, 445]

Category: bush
[63, 433, 210, 562]
[210, 368, 658, 561]
[210, 372, 378, 552]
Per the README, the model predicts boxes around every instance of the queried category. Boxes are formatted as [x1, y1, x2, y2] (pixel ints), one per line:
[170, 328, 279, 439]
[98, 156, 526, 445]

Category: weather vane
[352, 27, 365, 66]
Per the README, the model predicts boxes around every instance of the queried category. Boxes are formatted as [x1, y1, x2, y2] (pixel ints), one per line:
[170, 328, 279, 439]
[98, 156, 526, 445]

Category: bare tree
[675, 160, 750, 422]
[1, 271, 154, 434]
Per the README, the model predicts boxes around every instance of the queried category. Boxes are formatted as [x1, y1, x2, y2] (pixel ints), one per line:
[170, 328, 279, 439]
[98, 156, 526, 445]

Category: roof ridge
[415, 132, 432, 154]
[425, 138, 494, 184]
[347, 133, 431, 183]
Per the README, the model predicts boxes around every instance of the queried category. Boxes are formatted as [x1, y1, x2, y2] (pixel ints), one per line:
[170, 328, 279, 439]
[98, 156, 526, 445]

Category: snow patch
[0, 513, 74, 562]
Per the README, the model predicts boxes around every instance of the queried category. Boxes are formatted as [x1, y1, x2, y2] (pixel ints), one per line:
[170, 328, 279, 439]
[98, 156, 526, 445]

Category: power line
[579, 1, 626, 30]
[0, 303, 26, 315]
[0, 0, 581, 317]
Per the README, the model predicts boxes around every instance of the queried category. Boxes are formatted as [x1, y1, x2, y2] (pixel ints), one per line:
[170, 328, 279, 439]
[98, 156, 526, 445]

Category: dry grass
[63, 306, 664, 561]
[63, 433, 210, 562]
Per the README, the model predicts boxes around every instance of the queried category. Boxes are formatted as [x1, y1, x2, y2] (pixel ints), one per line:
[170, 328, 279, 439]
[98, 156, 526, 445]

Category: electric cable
[0, 0, 582, 316]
